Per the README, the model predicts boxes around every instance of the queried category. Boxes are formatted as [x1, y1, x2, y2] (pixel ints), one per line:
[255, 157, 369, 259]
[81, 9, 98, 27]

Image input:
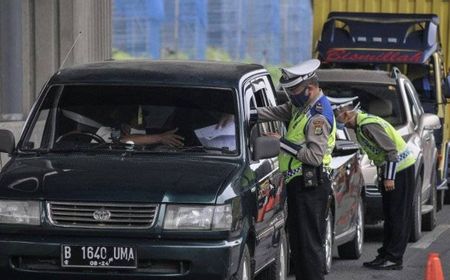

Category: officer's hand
[158, 128, 185, 147]
[264, 132, 281, 139]
[384, 179, 395, 192]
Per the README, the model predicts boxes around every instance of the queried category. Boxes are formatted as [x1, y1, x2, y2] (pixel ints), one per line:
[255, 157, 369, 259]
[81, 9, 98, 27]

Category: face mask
[289, 88, 309, 108]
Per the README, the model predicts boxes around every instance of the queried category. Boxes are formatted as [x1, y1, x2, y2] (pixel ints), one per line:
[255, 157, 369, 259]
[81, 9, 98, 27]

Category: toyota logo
[93, 209, 111, 221]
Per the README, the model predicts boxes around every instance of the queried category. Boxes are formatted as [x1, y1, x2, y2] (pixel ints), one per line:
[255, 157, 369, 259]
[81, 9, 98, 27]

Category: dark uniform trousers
[378, 164, 415, 263]
[286, 173, 331, 280]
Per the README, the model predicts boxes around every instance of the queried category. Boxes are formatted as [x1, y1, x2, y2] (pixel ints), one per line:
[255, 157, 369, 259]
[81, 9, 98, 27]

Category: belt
[284, 166, 331, 180]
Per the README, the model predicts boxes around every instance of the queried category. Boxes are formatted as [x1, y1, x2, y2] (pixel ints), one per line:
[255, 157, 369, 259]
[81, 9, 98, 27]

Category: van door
[244, 76, 285, 272]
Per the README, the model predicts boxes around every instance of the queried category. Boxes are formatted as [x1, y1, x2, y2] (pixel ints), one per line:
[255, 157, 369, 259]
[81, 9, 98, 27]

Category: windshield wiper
[89, 142, 144, 151]
[179, 145, 236, 154]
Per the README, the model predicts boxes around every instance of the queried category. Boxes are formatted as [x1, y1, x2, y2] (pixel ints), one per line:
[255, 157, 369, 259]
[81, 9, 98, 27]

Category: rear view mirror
[444, 75, 450, 98]
[420, 113, 441, 131]
[253, 136, 280, 160]
[0, 129, 15, 154]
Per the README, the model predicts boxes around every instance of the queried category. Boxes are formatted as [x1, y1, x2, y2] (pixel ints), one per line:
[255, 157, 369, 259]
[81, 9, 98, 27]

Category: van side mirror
[252, 136, 280, 160]
[419, 113, 441, 131]
[444, 75, 450, 98]
[0, 129, 15, 154]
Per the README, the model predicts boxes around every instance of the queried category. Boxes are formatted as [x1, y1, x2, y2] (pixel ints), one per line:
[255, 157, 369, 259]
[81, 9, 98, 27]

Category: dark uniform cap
[279, 59, 321, 89]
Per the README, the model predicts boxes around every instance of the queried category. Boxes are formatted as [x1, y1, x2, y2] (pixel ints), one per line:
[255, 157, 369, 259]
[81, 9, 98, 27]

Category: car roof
[317, 68, 397, 85]
[50, 60, 266, 88]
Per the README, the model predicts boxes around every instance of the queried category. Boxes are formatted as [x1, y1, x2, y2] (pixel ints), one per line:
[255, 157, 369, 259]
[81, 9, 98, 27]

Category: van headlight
[0, 200, 40, 225]
[163, 204, 232, 231]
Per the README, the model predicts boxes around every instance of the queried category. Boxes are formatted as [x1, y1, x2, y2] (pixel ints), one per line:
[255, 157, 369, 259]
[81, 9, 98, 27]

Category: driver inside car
[95, 105, 185, 147]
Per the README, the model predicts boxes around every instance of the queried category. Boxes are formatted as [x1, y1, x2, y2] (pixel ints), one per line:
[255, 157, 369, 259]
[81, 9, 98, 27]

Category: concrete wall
[0, 0, 112, 168]
[0, 0, 112, 121]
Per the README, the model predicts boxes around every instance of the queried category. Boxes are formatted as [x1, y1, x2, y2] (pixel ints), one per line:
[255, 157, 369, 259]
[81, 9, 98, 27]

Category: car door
[405, 80, 435, 198]
[330, 128, 361, 236]
[244, 76, 285, 271]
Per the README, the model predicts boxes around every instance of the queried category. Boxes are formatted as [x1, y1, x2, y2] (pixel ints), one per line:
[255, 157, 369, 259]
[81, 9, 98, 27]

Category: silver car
[318, 68, 442, 242]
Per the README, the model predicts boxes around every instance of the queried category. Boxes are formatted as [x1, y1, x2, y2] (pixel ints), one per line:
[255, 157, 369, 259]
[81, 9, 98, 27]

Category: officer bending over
[255, 59, 335, 280]
[331, 97, 416, 270]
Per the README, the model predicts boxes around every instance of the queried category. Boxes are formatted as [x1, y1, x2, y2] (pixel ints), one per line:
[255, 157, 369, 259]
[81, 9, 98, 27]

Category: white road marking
[411, 224, 450, 249]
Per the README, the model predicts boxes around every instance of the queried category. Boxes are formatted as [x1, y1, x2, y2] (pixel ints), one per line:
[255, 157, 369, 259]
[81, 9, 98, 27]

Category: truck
[316, 12, 450, 214]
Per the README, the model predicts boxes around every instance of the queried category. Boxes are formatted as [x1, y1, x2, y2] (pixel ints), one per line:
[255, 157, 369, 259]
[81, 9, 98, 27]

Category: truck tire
[338, 199, 364, 259]
[437, 190, 445, 211]
[409, 175, 422, 242]
[445, 148, 450, 205]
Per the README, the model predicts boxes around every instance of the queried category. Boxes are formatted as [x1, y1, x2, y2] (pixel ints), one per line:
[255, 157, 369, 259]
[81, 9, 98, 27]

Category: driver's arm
[121, 128, 184, 147]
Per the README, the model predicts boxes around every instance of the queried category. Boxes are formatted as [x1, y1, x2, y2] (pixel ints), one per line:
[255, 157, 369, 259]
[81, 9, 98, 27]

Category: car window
[20, 85, 239, 155]
[246, 78, 284, 159]
[405, 82, 424, 114]
[405, 82, 421, 127]
[321, 83, 406, 127]
[22, 86, 62, 150]
[250, 79, 279, 135]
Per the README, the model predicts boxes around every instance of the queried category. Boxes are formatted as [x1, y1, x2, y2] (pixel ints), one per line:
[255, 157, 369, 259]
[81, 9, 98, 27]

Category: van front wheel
[235, 245, 252, 280]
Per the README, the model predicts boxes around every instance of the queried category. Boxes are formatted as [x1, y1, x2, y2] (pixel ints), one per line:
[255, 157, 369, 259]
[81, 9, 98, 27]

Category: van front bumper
[0, 234, 242, 280]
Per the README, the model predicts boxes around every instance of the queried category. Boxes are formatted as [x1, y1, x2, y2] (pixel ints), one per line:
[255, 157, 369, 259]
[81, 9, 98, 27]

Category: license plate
[61, 245, 137, 269]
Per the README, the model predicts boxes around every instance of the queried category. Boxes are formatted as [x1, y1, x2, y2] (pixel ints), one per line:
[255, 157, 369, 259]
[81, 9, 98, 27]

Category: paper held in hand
[194, 122, 236, 151]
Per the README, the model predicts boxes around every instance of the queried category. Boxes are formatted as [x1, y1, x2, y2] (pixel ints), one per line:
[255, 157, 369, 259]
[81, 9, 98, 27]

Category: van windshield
[20, 85, 239, 155]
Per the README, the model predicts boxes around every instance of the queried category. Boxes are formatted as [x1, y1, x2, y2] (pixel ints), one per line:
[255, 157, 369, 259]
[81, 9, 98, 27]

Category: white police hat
[328, 96, 360, 112]
[279, 59, 321, 88]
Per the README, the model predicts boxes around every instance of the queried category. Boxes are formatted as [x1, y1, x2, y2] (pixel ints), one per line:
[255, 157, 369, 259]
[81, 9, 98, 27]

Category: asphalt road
[288, 205, 450, 280]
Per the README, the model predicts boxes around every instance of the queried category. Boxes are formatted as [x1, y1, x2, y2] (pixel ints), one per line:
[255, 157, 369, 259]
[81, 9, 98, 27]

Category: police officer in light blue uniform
[256, 59, 336, 280]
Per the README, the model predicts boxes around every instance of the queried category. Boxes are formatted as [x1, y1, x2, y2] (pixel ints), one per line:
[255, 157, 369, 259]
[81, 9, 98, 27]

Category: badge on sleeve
[315, 102, 323, 113]
[313, 119, 324, 135]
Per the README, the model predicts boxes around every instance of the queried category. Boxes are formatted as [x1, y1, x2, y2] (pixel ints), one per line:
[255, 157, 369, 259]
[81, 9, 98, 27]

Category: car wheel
[409, 175, 422, 242]
[324, 210, 333, 274]
[236, 245, 252, 280]
[262, 230, 288, 280]
[338, 199, 364, 259]
[422, 171, 437, 231]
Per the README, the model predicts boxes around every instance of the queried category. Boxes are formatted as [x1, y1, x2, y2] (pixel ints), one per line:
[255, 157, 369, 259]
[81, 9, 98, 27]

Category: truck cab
[317, 11, 450, 209]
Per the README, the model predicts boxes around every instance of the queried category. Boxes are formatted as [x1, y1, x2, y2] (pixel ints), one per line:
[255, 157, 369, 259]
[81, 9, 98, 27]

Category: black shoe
[370, 260, 403, 270]
[363, 256, 386, 268]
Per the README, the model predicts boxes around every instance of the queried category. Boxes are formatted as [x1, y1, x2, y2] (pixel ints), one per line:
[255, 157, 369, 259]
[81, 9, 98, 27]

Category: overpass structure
[0, 0, 112, 122]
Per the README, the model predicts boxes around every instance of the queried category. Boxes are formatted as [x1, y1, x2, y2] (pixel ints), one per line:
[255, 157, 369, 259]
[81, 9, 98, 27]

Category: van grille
[47, 202, 158, 229]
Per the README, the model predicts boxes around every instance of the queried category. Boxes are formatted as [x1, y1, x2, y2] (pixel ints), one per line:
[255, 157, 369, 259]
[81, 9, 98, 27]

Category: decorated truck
[316, 12, 450, 221]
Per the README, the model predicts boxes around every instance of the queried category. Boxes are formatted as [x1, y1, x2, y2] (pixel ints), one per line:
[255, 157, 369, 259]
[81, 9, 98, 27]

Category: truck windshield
[20, 85, 239, 155]
[322, 83, 406, 127]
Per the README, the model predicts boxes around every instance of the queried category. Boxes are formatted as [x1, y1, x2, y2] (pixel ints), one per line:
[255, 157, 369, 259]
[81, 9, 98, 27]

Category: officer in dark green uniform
[330, 97, 416, 270]
[256, 59, 336, 280]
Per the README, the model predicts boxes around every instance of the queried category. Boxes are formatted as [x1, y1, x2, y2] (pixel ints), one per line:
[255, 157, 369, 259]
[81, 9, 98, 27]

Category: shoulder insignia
[313, 119, 324, 127]
[312, 119, 324, 135]
[314, 127, 323, 135]
[315, 102, 323, 113]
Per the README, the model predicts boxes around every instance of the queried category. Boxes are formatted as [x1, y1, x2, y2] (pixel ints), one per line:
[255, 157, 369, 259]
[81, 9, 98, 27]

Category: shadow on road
[363, 223, 384, 243]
